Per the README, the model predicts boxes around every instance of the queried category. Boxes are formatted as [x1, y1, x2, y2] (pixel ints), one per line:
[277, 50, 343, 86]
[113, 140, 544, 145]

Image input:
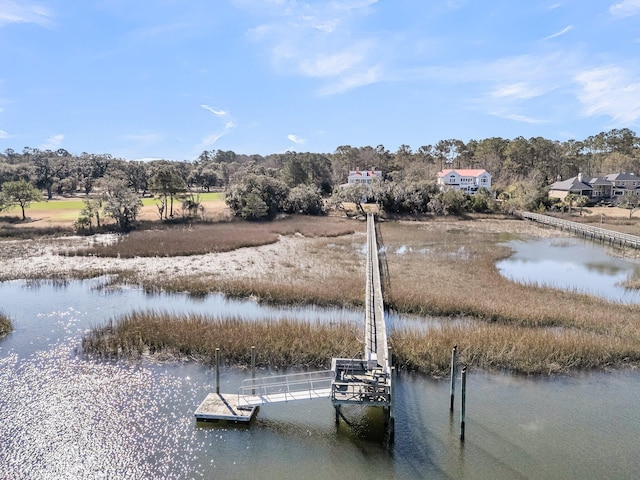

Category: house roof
[436, 169, 490, 178]
[348, 170, 382, 178]
[583, 176, 612, 186]
[549, 177, 593, 192]
[605, 172, 638, 181]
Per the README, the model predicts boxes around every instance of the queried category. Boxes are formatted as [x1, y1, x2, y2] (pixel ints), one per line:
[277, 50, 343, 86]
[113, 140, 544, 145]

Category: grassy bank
[71, 215, 359, 258]
[82, 312, 362, 370]
[0, 312, 12, 338]
[82, 311, 640, 375]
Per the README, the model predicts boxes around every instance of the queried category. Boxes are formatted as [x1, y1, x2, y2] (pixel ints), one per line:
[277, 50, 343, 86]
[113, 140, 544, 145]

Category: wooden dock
[517, 211, 640, 248]
[194, 393, 258, 423]
[192, 214, 392, 438]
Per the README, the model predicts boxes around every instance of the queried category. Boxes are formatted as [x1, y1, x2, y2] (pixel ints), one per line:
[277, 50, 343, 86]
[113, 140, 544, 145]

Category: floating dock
[194, 393, 258, 423]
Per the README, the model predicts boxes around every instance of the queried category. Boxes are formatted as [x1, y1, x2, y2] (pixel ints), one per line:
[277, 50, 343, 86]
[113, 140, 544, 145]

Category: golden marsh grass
[70, 215, 359, 258]
[83, 311, 362, 370]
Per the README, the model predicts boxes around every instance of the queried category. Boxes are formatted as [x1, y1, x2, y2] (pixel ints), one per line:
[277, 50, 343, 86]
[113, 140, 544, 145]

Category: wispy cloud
[0, 129, 11, 139]
[489, 82, 546, 100]
[575, 66, 640, 124]
[287, 134, 305, 144]
[198, 106, 235, 149]
[318, 67, 380, 95]
[40, 133, 64, 150]
[0, 1, 53, 27]
[490, 112, 546, 124]
[610, 0, 640, 18]
[241, 0, 382, 95]
[200, 104, 228, 117]
[544, 25, 573, 40]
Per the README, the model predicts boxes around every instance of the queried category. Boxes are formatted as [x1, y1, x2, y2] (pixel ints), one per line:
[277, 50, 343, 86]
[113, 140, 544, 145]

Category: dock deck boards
[194, 393, 258, 423]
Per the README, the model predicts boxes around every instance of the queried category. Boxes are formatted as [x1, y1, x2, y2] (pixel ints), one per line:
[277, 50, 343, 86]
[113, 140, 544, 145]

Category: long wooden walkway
[194, 213, 392, 424]
[518, 211, 640, 248]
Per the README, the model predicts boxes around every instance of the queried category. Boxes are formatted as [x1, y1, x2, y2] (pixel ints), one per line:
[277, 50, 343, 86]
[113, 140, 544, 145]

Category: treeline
[0, 128, 639, 227]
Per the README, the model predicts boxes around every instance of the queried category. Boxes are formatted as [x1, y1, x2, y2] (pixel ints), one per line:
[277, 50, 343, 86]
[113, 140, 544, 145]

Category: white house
[347, 169, 382, 186]
[436, 169, 492, 194]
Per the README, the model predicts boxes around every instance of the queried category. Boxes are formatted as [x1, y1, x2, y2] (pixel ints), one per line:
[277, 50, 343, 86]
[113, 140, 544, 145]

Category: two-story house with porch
[347, 169, 382, 186]
[436, 169, 492, 194]
[549, 172, 640, 201]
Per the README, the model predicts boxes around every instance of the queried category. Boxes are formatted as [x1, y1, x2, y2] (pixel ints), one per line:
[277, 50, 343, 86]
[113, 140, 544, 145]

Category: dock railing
[517, 211, 640, 249]
[236, 370, 333, 406]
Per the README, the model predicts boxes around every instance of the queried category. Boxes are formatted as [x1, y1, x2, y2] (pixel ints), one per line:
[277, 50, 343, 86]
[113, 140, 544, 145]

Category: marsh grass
[118, 226, 368, 307]
[391, 323, 640, 376]
[70, 215, 360, 258]
[82, 310, 640, 375]
[83, 311, 362, 370]
[380, 220, 640, 335]
[0, 312, 12, 337]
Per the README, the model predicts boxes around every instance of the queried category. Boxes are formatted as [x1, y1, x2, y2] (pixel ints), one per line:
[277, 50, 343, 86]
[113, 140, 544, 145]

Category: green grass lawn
[30, 192, 224, 210]
[31, 198, 87, 210]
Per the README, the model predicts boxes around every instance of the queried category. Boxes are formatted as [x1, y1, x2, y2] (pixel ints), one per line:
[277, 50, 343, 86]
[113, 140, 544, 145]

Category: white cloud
[198, 117, 235, 149]
[318, 67, 380, 95]
[40, 133, 64, 150]
[240, 0, 383, 95]
[490, 82, 546, 100]
[201, 104, 228, 117]
[287, 134, 305, 144]
[0, 1, 53, 27]
[575, 66, 640, 124]
[490, 112, 546, 124]
[544, 25, 573, 40]
[610, 0, 640, 18]
[0, 129, 11, 139]
[299, 48, 366, 77]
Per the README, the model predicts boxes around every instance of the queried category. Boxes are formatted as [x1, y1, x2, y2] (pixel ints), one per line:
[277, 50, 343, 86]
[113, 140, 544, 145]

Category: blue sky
[1, 0, 640, 161]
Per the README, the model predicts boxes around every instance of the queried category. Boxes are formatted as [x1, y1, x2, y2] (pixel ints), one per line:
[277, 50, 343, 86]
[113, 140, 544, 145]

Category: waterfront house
[436, 168, 492, 194]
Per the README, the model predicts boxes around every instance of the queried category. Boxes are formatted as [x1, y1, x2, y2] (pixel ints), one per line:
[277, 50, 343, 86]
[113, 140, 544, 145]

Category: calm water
[1, 279, 640, 479]
[497, 237, 640, 303]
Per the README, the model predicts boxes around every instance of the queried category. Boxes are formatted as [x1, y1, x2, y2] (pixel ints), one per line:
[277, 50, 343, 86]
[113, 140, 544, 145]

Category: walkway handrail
[237, 370, 333, 405]
[365, 213, 390, 373]
[517, 211, 640, 248]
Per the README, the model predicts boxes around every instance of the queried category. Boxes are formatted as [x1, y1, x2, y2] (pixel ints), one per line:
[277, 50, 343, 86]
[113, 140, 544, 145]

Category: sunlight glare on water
[0, 343, 208, 479]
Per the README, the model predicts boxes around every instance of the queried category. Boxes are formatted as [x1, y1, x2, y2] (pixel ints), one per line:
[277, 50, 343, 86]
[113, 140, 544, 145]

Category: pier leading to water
[194, 213, 393, 426]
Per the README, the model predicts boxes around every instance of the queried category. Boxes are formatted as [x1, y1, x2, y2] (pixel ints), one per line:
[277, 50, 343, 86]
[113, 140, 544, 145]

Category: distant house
[436, 168, 492, 194]
[604, 172, 640, 197]
[549, 172, 640, 201]
[347, 169, 382, 186]
[548, 174, 594, 200]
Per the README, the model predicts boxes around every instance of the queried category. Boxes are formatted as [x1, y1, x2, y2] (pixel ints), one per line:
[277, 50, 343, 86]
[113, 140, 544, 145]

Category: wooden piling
[450, 345, 457, 412]
[215, 347, 220, 394]
[460, 365, 467, 442]
[251, 346, 256, 395]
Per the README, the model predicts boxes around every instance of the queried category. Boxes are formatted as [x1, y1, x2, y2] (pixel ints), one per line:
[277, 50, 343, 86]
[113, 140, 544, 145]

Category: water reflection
[497, 237, 640, 303]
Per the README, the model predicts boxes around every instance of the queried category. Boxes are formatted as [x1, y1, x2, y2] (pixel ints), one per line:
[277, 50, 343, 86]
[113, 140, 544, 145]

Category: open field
[0, 192, 227, 228]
